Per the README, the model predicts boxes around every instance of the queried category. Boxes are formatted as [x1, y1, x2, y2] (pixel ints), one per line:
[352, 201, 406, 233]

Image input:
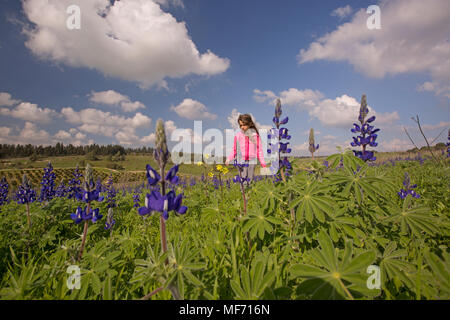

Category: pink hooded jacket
[227, 130, 266, 167]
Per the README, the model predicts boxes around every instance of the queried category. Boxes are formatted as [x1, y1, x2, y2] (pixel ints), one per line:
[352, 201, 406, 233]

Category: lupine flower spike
[268, 99, 292, 181]
[138, 119, 186, 300]
[309, 128, 319, 161]
[74, 163, 103, 261]
[39, 162, 56, 203]
[0, 177, 9, 212]
[350, 94, 379, 162]
[398, 172, 420, 199]
[16, 174, 36, 229]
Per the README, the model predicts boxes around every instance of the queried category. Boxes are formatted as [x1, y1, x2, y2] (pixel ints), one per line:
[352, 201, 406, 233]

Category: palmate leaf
[291, 232, 377, 299]
[230, 259, 276, 300]
[288, 179, 335, 224]
[242, 206, 282, 240]
[423, 250, 450, 296]
[328, 165, 388, 205]
[250, 179, 285, 211]
[326, 207, 360, 243]
[382, 198, 440, 238]
[379, 241, 416, 291]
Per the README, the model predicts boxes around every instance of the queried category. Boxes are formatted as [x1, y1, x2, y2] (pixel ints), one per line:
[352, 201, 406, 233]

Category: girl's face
[239, 120, 249, 132]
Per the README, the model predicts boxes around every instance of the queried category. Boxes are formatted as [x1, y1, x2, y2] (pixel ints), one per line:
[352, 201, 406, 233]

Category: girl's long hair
[238, 114, 259, 137]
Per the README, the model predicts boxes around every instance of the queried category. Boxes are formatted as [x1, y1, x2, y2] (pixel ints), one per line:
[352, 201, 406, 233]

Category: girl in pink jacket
[225, 114, 266, 186]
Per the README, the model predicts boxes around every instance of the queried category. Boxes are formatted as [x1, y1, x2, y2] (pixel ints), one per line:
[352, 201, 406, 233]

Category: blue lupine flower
[105, 208, 115, 230]
[39, 162, 56, 202]
[16, 175, 36, 204]
[138, 190, 187, 220]
[351, 94, 379, 162]
[165, 165, 179, 184]
[0, 177, 9, 211]
[398, 172, 420, 199]
[70, 206, 103, 224]
[146, 164, 161, 186]
[133, 193, 140, 208]
[105, 175, 116, 208]
[67, 166, 83, 200]
[55, 180, 67, 198]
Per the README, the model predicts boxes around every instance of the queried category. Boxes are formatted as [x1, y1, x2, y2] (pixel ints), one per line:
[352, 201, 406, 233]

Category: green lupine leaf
[317, 231, 337, 271]
[341, 251, 375, 275]
[290, 264, 328, 278]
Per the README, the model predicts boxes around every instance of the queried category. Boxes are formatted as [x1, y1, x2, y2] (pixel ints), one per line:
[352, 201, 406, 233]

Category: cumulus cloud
[170, 98, 217, 120]
[379, 138, 414, 152]
[54, 128, 90, 145]
[254, 88, 399, 128]
[253, 89, 277, 104]
[19, 122, 50, 144]
[331, 5, 353, 19]
[61, 107, 151, 145]
[0, 102, 58, 124]
[89, 89, 146, 112]
[0, 92, 20, 106]
[22, 0, 230, 89]
[298, 0, 450, 98]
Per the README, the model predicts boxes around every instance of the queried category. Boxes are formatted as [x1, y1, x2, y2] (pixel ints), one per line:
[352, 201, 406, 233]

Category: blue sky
[0, 0, 449, 157]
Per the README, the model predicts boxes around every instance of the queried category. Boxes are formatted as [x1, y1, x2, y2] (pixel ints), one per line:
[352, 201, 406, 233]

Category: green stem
[77, 203, 91, 262]
[338, 278, 354, 300]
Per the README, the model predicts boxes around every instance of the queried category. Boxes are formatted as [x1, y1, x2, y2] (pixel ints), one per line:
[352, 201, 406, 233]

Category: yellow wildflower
[196, 161, 204, 166]
[204, 153, 210, 160]
[208, 172, 214, 178]
[216, 164, 223, 171]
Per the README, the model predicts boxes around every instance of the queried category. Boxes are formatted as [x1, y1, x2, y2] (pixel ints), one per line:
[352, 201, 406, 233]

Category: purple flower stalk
[105, 207, 115, 231]
[67, 165, 83, 201]
[39, 162, 56, 202]
[351, 95, 379, 162]
[268, 99, 292, 180]
[138, 189, 187, 220]
[398, 172, 420, 199]
[0, 177, 9, 211]
[105, 174, 116, 208]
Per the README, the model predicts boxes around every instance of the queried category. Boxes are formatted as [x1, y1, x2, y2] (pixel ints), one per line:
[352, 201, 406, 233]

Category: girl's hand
[225, 159, 229, 166]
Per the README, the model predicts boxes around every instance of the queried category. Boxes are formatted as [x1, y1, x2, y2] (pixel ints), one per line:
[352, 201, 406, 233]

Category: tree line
[0, 143, 155, 159]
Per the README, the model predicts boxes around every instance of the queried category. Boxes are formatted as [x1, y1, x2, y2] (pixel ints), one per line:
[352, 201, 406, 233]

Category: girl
[225, 114, 266, 186]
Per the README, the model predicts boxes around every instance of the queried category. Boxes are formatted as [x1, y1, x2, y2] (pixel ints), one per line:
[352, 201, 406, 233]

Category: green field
[0, 150, 448, 300]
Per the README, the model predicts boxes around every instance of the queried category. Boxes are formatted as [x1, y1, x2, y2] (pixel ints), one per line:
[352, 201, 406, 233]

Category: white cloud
[89, 90, 146, 112]
[0, 126, 11, 137]
[379, 138, 413, 152]
[19, 122, 50, 143]
[22, 0, 230, 89]
[170, 98, 217, 120]
[54, 128, 89, 145]
[323, 135, 336, 140]
[253, 89, 277, 104]
[254, 87, 399, 128]
[279, 88, 324, 110]
[331, 5, 353, 19]
[0, 92, 20, 106]
[417, 81, 450, 99]
[298, 0, 450, 98]
[54, 130, 71, 140]
[61, 107, 151, 143]
[421, 121, 450, 131]
[0, 102, 58, 123]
